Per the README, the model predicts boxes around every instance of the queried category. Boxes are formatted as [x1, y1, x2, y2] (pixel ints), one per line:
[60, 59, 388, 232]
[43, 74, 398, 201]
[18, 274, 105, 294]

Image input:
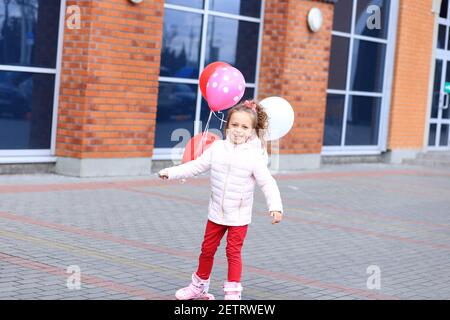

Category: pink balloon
[205, 66, 246, 112]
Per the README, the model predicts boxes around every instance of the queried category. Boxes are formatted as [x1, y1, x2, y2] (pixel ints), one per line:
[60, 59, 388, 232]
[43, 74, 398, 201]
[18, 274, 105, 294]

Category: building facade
[0, 0, 447, 176]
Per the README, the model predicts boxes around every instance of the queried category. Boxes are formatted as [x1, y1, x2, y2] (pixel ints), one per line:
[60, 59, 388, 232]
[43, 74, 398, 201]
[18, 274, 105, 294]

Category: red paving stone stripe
[283, 214, 450, 252]
[0, 211, 198, 260]
[0, 169, 439, 194]
[244, 265, 398, 300]
[119, 186, 206, 206]
[283, 198, 450, 232]
[0, 252, 171, 300]
[134, 182, 450, 233]
[0, 211, 397, 300]
[117, 187, 450, 250]
[160, 184, 450, 233]
[275, 169, 421, 181]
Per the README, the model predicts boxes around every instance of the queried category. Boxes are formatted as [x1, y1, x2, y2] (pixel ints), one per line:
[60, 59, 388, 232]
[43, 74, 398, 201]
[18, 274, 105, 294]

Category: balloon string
[212, 111, 227, 130]
[198, 110, 213, 153]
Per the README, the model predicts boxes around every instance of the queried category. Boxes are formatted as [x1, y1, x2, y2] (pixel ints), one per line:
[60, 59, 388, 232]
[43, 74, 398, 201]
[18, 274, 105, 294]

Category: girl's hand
[270, 211, 282, 224]
[158, 169, 169, 180]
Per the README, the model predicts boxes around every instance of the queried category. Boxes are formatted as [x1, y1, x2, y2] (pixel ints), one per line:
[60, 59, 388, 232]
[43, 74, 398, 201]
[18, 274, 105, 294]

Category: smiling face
[226, 111, 255, 144]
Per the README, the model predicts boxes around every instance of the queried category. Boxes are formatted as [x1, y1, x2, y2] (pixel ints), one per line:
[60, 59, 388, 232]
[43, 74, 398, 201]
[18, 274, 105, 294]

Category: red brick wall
[56, 0, 164, 159]
[258, 0, 334, 154]
[388, 0, 435, 149]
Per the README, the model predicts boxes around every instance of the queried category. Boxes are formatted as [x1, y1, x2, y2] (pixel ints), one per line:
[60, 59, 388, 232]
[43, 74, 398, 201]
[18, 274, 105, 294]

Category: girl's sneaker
[175, 273, 215, 300]
[223, 281, 243, 300]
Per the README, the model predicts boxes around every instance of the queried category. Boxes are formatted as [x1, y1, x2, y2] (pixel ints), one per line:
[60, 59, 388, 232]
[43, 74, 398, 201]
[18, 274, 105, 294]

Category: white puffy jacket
[166, 136, 283, 226]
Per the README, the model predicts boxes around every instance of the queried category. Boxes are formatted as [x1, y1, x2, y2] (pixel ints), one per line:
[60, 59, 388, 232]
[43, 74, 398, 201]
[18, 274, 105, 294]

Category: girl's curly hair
[224, 99, 268, 147]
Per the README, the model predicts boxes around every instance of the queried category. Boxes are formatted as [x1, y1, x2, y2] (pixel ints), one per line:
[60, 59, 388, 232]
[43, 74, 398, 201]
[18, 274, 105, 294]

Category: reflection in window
[440, 124, 449, 146]
[328, 36, 350, 90]
[0, 71, 54, 149]
[431, 60, 442, 119]
[441, 0, 448, 19]
[428, 123, 437, 146]
[0, 0, 60, 68]
[209, 0, 262, 18]
[438, 25, 446, 50]
[350, 39, 386, 92]
[323, 94, 345, 146]
[160, 9, 202, 79]
[332, 0, 352, 33]
[345, 96, 381, 146]
[154, 82, 197, 148]
[206, 16, 259, 82]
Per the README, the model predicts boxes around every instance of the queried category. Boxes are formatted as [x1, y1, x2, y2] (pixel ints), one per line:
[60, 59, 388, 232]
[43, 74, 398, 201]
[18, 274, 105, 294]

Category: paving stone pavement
[0, 163, 449, 300]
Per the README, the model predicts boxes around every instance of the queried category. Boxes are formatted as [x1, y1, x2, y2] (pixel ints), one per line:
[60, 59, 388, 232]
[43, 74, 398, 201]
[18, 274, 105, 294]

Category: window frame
[154, 0, 265, 160]
[0, 0, 66, 163]
[322, 0, 399, 155]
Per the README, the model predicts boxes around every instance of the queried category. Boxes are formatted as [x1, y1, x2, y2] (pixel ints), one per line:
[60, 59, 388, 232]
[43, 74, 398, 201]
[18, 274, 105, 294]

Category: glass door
[428, 0, 450, 149]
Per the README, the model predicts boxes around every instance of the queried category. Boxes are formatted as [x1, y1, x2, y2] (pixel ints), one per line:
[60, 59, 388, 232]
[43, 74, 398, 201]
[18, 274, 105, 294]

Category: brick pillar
[386, 0, 435, 163]
[258, 0, 334, 170]
[55, 0, 163, 177]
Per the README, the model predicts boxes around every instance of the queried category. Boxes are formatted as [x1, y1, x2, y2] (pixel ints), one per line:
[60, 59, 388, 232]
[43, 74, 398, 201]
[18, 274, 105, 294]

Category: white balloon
[260, 97, 295, 141]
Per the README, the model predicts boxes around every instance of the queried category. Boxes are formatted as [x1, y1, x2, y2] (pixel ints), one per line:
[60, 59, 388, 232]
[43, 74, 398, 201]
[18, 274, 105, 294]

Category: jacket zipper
[221, 143, 237, 222]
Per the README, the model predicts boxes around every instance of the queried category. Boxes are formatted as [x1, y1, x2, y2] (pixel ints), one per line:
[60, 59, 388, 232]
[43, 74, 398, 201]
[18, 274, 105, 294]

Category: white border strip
[332, 30, 389, 44]
[254, 0, 265, 99]
[0, 156, 56, 164]
[379, 0, 400, 152]
[164, 3, 261, 23]
[159, 77, 256, 87]
[327, 89, 383, 97]
[0, 65, 56, 74]
[50, 0, 67, 157]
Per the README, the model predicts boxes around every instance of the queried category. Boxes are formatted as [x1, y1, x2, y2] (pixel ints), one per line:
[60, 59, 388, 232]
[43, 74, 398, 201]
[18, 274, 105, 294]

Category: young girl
[158, 100, 283, 300]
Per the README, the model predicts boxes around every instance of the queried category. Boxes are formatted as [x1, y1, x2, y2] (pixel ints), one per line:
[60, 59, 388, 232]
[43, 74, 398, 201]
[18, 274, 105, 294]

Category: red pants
[196, 220, 248, 282]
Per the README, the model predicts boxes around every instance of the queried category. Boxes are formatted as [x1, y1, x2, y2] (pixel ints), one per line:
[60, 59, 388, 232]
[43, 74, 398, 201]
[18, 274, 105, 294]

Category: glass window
[328, 36, 350, 90]
[443, 61, 450, 120]
[440, 124, 449, 146]
[323, 94, 345, 146]
[431, 60, 442, 119]
[345, 96, 381, 146]
[160, 9, 203, 79]
[154, 82, 197, 148]
[332, 0, 352, 33]
[447, 26, 450, 51]
[205, 16, 259, 83]
[0, 71, 54, 149]
[354, 0, 390, 39]
[438, 25, 446, 50]
[0, 0, 61, 68]
[350, 39, 386, 92]
[209, 0, 262, 18]
[325, 0, 394, 149]
[428, 123, 437, 146]
[443, 100, 450, 120]
[166, 0, 204, 9]
[440, 0, 448, 19]
[156, 1, 262, 151]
